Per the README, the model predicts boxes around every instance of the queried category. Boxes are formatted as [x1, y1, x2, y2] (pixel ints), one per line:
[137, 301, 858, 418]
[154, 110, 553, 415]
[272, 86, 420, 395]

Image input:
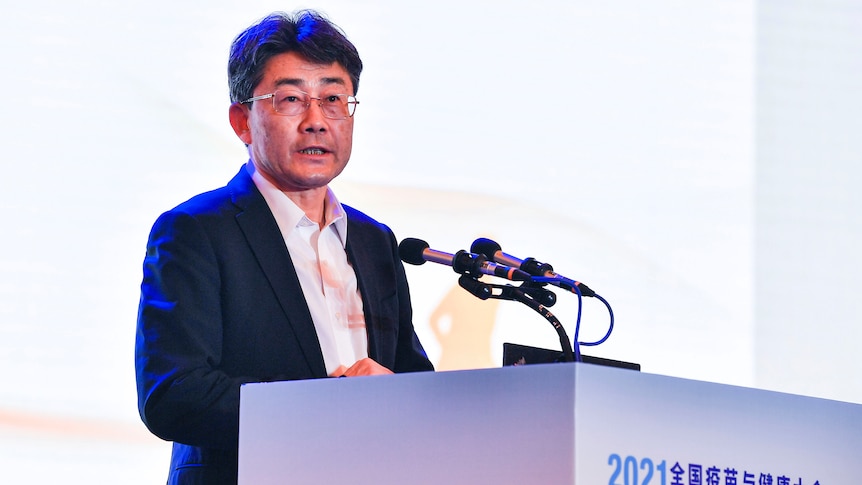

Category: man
[135, 10, 433, 485]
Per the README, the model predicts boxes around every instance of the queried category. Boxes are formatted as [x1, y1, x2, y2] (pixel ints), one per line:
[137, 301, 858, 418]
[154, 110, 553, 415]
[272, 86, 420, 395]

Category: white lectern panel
[240, 364, 576, 483]
[239, 363, 861, 484]
[575, 365, 860, 484]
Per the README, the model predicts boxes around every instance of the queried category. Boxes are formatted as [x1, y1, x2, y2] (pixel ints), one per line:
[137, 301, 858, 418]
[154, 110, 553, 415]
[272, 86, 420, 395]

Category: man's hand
[329, 358, 394, 377]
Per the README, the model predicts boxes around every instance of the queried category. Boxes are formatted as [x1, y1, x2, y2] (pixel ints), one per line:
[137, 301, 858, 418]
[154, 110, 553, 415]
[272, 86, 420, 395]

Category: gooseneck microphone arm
[455, 276, 575, 363]
[471, 237, 615, 358]
[498, 285, 576, 363]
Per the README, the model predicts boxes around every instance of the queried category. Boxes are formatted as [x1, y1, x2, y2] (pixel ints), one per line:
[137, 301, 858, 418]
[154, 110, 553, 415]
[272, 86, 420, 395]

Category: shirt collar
[247, 162, 348, 248]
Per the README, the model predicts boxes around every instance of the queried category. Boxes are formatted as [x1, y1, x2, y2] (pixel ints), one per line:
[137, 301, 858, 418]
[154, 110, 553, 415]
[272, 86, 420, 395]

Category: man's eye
[281, 95, 301, 103]
[324, 95, 342, 103]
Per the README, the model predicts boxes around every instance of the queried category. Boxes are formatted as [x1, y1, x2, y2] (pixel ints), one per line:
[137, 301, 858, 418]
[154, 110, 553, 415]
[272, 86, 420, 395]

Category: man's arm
[135, 209, 247, 450]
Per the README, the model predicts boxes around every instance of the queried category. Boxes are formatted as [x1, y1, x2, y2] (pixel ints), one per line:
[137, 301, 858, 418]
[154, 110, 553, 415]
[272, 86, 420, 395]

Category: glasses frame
[239, 90, 359, 119]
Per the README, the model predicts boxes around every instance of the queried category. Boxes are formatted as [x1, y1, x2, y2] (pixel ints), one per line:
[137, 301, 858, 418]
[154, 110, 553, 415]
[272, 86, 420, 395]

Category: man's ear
[229, 102, 253, 145]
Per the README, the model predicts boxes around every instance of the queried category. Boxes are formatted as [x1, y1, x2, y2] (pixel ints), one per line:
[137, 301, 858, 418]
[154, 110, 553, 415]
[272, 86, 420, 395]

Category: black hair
[228, 10, 363, 103]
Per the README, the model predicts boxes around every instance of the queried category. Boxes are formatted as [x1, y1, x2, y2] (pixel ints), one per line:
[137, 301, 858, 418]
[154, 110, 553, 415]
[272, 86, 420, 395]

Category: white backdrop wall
[755, 0, 862, 407]
[0, 0, 858, 482]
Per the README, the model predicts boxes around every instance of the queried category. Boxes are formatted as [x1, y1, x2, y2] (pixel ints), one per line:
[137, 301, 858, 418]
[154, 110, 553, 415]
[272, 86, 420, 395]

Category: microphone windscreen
[398, 238, 430, 265]
[471, 238, 502, 260]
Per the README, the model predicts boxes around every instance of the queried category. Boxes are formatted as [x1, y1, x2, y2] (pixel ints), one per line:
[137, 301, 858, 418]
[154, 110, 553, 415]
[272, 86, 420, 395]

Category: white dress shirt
[248, 163, 368, 375]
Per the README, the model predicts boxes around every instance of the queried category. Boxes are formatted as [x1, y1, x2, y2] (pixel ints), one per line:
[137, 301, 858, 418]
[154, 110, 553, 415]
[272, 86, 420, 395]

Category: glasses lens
[320, 95, 354, 119]
[272, 90, 308, 116]
[346, 97, 358, 117]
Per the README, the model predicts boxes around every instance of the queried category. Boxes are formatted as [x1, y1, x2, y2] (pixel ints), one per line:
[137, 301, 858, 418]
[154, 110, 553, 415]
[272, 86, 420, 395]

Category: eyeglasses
[239, 89, 359, 119]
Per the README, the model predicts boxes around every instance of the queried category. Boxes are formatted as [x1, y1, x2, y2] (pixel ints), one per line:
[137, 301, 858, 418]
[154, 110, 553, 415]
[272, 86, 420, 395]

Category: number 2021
[608, 454, 667, 485]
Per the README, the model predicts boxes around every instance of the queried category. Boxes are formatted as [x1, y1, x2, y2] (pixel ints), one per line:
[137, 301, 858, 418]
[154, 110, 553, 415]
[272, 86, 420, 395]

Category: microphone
[399, 238, 532, 282]
[470, 238, 596, 297]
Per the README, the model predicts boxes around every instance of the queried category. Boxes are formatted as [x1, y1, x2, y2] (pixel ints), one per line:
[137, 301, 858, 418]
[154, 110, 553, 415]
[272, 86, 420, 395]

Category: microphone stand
[457, 275, 575, 363]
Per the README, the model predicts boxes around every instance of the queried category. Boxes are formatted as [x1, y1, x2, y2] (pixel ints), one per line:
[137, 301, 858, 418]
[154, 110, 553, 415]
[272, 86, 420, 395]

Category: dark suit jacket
[135, 167, 433, 484]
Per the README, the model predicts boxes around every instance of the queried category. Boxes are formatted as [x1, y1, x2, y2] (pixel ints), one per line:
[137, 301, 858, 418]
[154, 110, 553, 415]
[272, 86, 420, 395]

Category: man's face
[232, 51, 355, 193]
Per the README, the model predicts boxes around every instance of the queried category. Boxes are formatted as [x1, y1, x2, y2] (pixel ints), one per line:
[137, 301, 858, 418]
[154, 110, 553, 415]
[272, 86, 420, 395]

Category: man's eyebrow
[273, 77, 347, 90]
[319, 77, 347, 87]
[273, 78, 303, 88]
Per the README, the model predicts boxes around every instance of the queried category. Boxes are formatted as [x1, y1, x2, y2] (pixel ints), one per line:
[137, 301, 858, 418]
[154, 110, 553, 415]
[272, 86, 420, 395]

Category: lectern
[239, 363, 861, 484]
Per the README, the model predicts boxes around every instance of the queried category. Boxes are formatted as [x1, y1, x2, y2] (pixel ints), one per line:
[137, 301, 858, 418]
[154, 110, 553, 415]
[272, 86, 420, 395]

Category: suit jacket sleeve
[135, 208, 249, 450]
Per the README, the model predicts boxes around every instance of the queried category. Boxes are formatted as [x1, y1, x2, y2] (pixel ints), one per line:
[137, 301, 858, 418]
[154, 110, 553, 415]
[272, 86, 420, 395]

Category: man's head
[228, 10, 362, 103]
[227, 11, 362, 195]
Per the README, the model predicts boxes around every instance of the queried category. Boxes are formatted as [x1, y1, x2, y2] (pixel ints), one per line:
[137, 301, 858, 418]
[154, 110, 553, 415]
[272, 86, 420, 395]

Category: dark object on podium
[502, 342, 640, 371]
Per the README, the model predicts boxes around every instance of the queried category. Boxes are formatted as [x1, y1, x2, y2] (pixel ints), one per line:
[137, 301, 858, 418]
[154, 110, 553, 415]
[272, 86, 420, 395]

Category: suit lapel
[228, 168, 327, 377]
[344, 208, 395, 367]
[345, 233, 379, 361]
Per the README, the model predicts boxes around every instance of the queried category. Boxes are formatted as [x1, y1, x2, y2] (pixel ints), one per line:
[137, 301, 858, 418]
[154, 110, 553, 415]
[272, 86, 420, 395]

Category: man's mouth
[299, 148, 326, 155]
